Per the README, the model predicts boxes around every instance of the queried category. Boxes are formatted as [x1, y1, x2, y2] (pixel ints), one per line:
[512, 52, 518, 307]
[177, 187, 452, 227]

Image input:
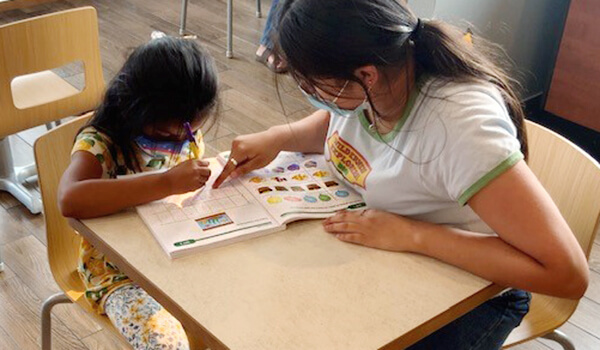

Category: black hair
[274, 0, 528, 159]
[88, 36, 219, 171]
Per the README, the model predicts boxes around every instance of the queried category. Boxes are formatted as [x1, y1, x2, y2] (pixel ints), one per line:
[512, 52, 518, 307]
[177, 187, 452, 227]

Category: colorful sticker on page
[196, 212, 234, 230]
[291, 174, 308, 181]
[287, 163, 300, 171]
[267, 196, 283, 204]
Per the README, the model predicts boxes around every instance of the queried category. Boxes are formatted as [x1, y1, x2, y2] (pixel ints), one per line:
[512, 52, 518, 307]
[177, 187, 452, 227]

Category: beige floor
[1, 0, 599, 349]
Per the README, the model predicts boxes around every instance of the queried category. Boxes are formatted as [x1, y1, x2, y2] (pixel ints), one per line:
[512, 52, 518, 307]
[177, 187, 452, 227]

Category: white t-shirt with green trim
[323, 79, 523, 234]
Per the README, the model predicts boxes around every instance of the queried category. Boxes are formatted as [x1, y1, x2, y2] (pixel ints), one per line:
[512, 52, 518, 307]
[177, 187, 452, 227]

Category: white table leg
[0, 138, 42, 214]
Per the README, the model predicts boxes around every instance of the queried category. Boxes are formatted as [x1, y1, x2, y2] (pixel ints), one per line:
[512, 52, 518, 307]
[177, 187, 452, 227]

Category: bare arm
[213, 109, 330, 187]
[324, 161, 589, 299]
[416, 161, 589, 298]
[59, 151, 210, 219]
[272, 109, 330, 154]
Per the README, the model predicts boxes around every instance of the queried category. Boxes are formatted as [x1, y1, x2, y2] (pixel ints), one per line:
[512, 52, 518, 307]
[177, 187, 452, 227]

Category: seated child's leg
[105, 284, 190, 350]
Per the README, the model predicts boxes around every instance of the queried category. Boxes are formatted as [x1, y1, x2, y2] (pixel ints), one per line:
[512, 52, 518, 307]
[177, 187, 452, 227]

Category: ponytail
[276, 0, 528, 159]
[413, 19, 528, 158]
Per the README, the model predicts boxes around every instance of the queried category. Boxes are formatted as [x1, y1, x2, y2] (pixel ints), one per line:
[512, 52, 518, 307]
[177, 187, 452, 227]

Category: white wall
[410, 0, 571, 101]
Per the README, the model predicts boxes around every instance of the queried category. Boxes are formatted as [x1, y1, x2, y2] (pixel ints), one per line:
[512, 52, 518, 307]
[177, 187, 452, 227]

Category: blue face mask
[304, 94, 370, 117]
[299, 80, 369, 117]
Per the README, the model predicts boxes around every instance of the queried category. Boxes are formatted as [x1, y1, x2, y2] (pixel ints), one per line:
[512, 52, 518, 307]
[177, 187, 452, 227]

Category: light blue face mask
[299, 80, 370, 117]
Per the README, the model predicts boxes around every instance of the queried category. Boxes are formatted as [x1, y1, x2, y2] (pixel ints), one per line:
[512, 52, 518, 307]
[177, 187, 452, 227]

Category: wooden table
[71, 211, 503, 350]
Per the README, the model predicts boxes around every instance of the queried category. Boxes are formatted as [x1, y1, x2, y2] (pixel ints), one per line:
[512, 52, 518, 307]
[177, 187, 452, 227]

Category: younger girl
[214, 0, 589, 349]
[59, 36, 218, 349]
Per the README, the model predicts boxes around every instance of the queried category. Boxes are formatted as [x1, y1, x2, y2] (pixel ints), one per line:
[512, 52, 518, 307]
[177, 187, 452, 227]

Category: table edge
[379, 283, 504, 349]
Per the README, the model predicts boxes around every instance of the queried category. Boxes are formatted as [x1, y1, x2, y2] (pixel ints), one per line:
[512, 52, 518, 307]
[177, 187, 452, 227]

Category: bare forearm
[270, 109, 329, 154]
[59, 174, 172, 218]
[410, 220, 586, 298]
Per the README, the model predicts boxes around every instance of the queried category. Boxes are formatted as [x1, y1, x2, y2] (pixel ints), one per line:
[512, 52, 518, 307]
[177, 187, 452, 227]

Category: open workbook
[135, 152, 366, 259]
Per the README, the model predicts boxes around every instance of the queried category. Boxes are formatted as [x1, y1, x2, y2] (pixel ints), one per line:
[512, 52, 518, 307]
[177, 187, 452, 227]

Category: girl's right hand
[164, 159, 212, 194]
[213, 129, 285, 188]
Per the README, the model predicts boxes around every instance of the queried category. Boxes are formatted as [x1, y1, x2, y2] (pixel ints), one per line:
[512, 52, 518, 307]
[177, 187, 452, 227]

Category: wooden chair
[0, 6, 104, 214]
[503, 120, 600, 349]
[34, 113, 130, 349]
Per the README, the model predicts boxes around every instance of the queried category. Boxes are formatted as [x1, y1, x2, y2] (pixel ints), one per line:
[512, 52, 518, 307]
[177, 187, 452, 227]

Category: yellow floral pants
[105, 284, 189, 350]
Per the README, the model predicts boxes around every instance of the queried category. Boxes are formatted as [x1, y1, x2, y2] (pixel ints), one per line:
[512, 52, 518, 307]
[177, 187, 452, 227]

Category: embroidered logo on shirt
[326, 131, 371, 189]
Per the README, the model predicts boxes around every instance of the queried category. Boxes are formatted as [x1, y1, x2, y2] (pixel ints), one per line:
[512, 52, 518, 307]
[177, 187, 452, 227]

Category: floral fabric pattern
[105, 284, 190, 350]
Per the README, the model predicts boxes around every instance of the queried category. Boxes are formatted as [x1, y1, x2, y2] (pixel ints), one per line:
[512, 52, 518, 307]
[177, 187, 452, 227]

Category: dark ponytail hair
[89, 36, 219, 171]
[275, 0, 527, 158]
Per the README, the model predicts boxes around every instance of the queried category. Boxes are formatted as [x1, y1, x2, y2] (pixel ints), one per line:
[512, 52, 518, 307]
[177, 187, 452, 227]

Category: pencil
[184, 122, 200, 160]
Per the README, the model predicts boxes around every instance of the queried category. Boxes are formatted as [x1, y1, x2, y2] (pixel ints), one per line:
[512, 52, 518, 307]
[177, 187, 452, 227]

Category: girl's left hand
[323, 209, 417, 252]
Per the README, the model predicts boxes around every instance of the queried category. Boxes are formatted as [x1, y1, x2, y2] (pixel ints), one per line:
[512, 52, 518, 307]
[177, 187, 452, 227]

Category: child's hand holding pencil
[160, 122, 211, 195]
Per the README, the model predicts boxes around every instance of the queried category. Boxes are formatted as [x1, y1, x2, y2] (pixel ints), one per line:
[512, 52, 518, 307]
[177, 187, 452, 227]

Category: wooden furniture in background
[0, 5, 104, 214]
[503, 121, 600, 349]
[6, 6, 107, 349]
[0, 6, 104, 136]
[546, 0, 600, 132]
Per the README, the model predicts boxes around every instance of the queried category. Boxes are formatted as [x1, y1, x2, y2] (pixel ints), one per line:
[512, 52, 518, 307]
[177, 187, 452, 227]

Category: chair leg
[179, 0, 189, 35]
[256, 0, 262, 18]
[541, 330, 576, 350]
[226, 0, 233, 58]
[0, 246, 4, 273]
[41, 293, 72, 350]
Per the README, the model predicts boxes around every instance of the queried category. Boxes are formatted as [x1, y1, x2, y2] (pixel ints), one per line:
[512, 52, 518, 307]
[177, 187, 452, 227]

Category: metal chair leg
[256, 0, 262, 18]
[226, 0, 233, 58]
[179, 0, 189, 35]
[541, 330, 576, 350]
[41, 293, 72, 350]
[0, 246, 4, 273]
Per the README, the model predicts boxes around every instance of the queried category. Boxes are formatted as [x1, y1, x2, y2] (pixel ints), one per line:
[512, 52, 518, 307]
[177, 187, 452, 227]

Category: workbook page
[223, 152, 366, 224]
[135, 159, 281, 258]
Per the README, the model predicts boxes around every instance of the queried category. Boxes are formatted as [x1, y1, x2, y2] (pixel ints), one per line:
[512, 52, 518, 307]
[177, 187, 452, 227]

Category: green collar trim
[457, 151, 524, 206]
[358, 82, 420, 143]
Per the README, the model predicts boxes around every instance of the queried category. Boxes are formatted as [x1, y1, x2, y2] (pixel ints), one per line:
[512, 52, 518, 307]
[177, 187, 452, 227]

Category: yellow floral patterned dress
[71, 126, 205, 314]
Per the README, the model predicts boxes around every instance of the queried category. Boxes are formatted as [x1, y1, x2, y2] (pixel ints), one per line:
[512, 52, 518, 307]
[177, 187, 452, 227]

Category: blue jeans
[407, 289, 531, 350]
[259, 0, 280, 49]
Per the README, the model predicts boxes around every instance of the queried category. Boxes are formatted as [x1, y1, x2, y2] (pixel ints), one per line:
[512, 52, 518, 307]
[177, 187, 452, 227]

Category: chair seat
[11, 70, 80, 110]
[503, 293, 579, 347]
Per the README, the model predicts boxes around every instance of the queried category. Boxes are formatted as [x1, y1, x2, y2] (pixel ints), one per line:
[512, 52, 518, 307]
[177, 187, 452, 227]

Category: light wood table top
[71, 211, 503, 350]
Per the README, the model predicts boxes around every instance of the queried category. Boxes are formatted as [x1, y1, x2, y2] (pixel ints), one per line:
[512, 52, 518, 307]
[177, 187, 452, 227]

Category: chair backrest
[0, 7, 104, 138]
[503, 121, 600, 348]
[525, 120, 600, 258]
[34, 113, 92, 301]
